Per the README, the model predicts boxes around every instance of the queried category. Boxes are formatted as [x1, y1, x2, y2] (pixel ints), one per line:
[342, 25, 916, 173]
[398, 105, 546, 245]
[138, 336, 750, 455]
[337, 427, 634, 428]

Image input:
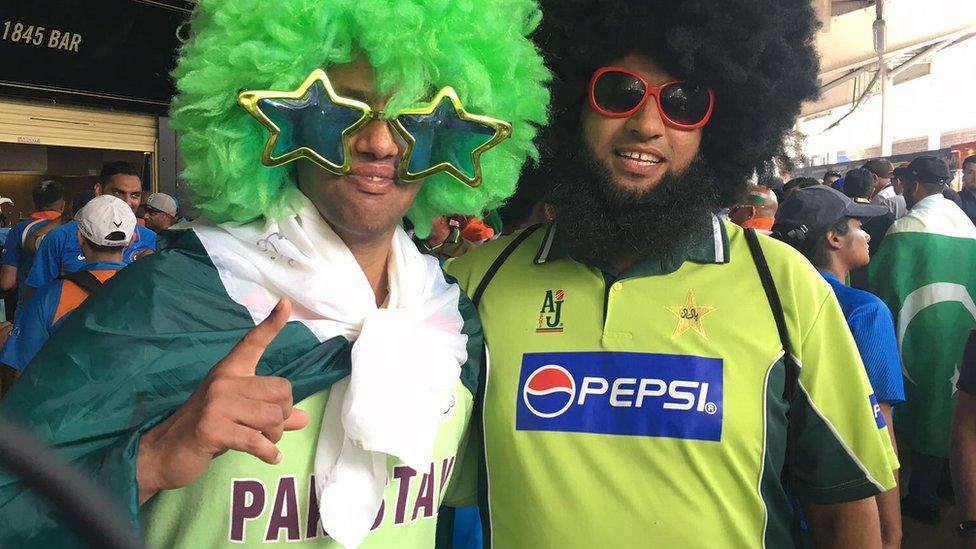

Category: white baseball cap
[76, 195, 136, 248]
[145, 193, 178, 217]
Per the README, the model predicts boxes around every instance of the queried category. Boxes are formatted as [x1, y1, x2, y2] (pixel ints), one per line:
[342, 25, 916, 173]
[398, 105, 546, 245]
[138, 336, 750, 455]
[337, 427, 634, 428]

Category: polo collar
[534, 214, 730, 277]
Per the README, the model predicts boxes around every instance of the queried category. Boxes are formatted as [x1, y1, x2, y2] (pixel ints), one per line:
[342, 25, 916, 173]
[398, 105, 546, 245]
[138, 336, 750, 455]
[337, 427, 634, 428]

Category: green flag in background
[868, 195, 976, 458]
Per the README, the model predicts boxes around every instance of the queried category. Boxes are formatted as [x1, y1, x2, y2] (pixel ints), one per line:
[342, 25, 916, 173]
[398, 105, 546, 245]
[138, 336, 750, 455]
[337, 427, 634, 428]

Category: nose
[624, 95, 667, 140]
[351, 118, 400, 160]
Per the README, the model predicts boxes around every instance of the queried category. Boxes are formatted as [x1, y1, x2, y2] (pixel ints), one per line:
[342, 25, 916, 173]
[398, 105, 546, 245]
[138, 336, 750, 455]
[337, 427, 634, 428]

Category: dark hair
[783, 177, 818, 194]
[863, 158, 894, 179]
[964, 155, 976, 169]
[823, 171, 841, 180]
[32, 180, 64, 209]
[99, 161, 140, 186]
[80, 236, 125, 256]
[842, 168, 874, 200]
[806, 218, 850, 269]
[527, 0, 821, 208]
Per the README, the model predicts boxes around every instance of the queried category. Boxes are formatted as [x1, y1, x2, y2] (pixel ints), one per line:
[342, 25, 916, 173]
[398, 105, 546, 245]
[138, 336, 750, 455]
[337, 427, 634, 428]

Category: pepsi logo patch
[870, 394, 886, 429]
[516, 351, 724, 441]
[523, 365, 576, 418]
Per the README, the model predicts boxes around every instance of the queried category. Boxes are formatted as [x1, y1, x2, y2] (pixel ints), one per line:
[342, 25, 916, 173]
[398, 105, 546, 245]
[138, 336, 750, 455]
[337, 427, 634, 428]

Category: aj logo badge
[667, 290, 715, 339]
[537, 289, 565, 333]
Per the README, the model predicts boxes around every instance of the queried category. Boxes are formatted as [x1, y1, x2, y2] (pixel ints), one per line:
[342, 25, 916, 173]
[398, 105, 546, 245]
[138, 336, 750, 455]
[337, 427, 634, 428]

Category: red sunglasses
[588, 66, 715, 130]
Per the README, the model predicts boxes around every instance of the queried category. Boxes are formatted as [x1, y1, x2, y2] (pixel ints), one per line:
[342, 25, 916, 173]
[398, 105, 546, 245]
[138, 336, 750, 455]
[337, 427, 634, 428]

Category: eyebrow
[333, 85, 380, 106]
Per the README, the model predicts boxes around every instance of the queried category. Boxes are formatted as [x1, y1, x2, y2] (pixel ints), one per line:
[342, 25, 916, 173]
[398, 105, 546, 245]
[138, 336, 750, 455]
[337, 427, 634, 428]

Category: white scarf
[188, 191, 468, 548]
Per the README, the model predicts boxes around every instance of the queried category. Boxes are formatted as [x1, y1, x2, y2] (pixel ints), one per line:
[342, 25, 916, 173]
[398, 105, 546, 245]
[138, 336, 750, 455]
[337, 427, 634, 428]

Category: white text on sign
[2, 21, 82, 53]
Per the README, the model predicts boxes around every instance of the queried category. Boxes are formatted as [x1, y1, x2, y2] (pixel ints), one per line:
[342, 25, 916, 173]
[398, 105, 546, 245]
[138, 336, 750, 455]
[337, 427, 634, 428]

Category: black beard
[542, 140, 721, 270]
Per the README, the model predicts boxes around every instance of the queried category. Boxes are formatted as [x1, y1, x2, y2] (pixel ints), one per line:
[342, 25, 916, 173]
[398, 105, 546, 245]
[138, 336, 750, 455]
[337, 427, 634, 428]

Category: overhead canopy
[802, 0, 976, 118]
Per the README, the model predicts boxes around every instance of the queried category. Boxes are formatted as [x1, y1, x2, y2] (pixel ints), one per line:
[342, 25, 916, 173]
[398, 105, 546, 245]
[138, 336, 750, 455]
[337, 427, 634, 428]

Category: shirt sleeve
[847, 299, 906, 405]
[2, 224, 20, 267]
[788, 292, 899, 505]
[25, 227, 63, 289]
[0, 284, 57, 371]
[957, 330, 976, 395]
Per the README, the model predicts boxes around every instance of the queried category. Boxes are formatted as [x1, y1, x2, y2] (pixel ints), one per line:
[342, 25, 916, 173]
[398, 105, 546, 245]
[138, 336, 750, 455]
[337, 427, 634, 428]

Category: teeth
[618, 151, 663, 163]
[367, 176, 384, 181]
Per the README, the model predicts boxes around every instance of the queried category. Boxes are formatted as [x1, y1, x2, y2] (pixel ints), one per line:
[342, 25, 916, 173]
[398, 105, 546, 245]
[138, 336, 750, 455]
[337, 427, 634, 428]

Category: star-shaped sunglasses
[238, 69, 512, 187]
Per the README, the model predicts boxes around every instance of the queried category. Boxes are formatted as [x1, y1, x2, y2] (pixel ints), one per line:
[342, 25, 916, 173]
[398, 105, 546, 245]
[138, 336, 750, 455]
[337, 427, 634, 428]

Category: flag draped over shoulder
[0, 228, 353, 546]
[867, 196, 976, 458]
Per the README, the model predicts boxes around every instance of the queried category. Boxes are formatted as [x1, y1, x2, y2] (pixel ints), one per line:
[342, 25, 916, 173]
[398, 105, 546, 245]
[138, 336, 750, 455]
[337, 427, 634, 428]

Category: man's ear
[94, 183, 103, 196]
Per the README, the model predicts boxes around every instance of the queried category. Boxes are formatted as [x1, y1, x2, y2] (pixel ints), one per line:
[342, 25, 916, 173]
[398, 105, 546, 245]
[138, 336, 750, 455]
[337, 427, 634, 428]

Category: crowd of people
[0, 0, 973, 548]
[0, 164, 182, 393]
[726, 154, 976, 543]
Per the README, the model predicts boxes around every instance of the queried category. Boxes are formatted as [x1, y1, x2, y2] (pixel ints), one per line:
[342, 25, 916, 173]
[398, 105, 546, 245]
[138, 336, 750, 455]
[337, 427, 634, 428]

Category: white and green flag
[868, 195, 976, 458]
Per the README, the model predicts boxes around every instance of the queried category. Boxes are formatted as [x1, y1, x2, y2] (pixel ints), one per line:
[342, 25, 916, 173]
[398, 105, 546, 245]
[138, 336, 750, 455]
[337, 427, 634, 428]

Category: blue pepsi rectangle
[870, 394, 886, 429]
[516, 351, 723, 441]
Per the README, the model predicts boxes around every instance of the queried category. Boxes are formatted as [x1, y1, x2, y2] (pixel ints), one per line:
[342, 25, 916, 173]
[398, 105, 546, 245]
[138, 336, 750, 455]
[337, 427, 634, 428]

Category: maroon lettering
[412, 462, 436, 521]
[393, 466, 417, 524]
[229, 479, 266, 543]
[370, 499, 386, 531]
[264, 476, 301, 542]
[438, 456, 456, 497]
[305, 475, 325, 540]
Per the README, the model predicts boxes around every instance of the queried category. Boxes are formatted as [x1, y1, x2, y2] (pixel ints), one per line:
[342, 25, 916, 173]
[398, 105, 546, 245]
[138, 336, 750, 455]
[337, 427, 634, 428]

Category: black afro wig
[530, 0, 821, 207]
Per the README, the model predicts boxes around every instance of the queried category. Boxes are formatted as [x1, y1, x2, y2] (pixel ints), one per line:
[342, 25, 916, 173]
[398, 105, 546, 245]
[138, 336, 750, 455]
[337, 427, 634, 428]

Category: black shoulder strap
[471, 224, 543, 309]
[743, 228, 798, 400]
[58, 271, 104, 295]
[744, 228, 802, 545]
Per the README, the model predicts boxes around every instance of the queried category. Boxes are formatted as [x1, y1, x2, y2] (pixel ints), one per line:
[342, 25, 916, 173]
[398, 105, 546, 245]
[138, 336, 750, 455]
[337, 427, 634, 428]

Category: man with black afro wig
[445, 1, 900, 547]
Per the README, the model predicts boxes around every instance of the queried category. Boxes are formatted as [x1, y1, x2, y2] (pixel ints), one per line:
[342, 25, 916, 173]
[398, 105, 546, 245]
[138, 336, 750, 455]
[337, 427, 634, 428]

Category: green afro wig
[170, 0, 550, 237]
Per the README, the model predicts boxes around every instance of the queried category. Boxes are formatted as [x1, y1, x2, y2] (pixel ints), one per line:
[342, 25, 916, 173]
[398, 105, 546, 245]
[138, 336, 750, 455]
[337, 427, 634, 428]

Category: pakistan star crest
[666, 290, 715, 339]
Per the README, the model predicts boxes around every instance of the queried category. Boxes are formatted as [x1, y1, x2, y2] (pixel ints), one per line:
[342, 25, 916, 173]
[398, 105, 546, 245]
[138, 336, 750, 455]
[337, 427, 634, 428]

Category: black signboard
[0, 0, 193, 114]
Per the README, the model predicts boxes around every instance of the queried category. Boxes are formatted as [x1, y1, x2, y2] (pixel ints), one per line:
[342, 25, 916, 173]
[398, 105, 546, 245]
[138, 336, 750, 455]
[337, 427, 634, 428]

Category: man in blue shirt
[25, 162, 155, 302]
[1, 195, 135, 374]
[774, 185, 906, 548]
[0, 180, 65, 308]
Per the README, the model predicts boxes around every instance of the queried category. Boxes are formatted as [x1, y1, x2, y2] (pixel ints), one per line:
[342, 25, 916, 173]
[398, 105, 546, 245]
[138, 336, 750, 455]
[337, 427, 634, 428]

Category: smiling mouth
[615, 150, 664, 165]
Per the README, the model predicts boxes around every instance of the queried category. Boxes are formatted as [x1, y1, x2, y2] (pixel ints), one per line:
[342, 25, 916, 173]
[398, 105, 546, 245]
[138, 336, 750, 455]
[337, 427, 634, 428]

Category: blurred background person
[823, 170, 842, 187]
[729, 184, 779, 234]
[960, 155, 976, 226]
[0, 180, 64, 314]
[951, 330, 976, 547]
[868, 156, 976, 525]
[143, 192, 179, 233]
[865, 158, 907, 219]
[844, 168, 896, 256]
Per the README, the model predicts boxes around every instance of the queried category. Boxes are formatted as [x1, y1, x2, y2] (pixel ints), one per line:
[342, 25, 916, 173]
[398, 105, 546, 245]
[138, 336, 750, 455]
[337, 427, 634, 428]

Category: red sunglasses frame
[587, 66, 716, 130]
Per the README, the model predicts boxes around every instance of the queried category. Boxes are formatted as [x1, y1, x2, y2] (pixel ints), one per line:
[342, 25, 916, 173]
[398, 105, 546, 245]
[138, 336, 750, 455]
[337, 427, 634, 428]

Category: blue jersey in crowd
[0, 261, 125, 371]
[821, 271, 906, 404]
[2, 213, 62, 303]
[25, 220, 155, 290]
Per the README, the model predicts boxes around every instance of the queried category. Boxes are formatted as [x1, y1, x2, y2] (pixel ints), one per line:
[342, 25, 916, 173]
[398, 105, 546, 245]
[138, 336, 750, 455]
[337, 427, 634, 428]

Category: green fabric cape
[0, 228, 481, 546]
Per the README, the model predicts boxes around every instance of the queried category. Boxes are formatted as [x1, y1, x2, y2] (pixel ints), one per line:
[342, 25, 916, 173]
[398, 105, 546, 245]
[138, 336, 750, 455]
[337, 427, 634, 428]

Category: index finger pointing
[213, 299, 292, 377]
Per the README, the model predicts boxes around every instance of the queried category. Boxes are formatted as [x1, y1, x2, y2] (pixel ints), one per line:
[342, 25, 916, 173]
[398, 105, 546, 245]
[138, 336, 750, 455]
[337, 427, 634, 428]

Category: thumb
[212, 299, 292, 377]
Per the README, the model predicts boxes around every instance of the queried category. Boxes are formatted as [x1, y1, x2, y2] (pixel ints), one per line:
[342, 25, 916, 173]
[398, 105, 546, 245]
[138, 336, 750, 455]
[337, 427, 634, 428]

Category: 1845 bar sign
[0, 0, 193, 114]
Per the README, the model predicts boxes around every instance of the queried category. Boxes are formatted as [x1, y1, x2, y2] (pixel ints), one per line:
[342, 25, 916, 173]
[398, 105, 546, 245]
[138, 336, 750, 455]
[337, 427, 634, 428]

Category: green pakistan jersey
[445, 218, 898, 549]
[142, 384, 474, 547]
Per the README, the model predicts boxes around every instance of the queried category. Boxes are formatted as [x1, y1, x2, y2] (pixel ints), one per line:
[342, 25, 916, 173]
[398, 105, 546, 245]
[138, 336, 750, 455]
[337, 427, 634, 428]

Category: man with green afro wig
[0, 0, 549, 547]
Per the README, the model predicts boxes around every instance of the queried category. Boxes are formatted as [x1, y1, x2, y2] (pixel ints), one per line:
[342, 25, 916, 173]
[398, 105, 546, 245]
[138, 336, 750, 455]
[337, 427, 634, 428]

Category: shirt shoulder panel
[444, 227, 546, 297]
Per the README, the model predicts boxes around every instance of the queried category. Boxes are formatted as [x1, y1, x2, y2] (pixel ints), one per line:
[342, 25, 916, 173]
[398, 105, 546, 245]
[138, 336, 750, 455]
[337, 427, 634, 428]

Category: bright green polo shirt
[445, 217, 897, 549]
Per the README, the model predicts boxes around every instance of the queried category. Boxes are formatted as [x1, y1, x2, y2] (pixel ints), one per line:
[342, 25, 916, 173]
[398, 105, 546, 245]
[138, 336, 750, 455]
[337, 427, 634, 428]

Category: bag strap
[743, 229, 799, 400]
[471, 224, 542, 308]
[58, 271, 104, 295]
[744, 228, 802, 544]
